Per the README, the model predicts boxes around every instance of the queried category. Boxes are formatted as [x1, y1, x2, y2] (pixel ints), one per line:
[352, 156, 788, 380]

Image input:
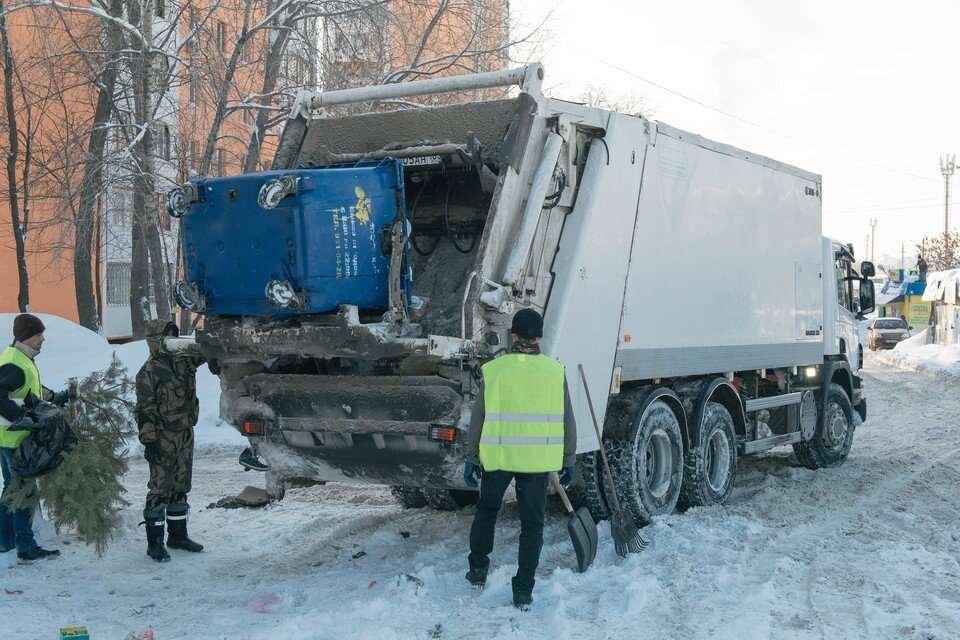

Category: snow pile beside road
[874, 328, 960, 376]
[0, 313, 243, 449]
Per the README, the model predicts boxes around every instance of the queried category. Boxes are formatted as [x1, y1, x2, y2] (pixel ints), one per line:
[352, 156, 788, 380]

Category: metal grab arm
[303, 64, 544, 111]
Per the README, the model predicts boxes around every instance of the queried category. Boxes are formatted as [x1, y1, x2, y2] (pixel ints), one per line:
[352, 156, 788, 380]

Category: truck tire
[566, 451, 610, 521]
[793, 382, 855, 470]
[390, 486, 428, 509]
[603, 399, 684, 526]
[423, 488, 478, 511]
[677, 402, 738, 509]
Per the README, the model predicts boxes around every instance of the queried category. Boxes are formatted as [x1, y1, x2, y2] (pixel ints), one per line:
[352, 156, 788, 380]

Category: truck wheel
[678, 402, 737, 509]
[390, 486, 428, 509]
[423, 488, 478, 511]
[567, 451, 610, 521]
[793, 382, 855, 470]
[604, 399, 684, 526]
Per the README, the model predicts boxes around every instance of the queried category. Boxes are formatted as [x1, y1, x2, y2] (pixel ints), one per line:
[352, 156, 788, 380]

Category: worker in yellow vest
[0, 314, 74, 562]
[463, 308, 576, 610]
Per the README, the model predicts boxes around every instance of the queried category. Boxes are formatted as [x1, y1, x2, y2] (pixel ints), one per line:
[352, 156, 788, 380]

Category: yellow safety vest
[0, 345, 42, 448]
[479, 353, 565, 473]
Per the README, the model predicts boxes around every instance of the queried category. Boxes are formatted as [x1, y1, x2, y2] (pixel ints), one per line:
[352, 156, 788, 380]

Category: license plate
[403, 155, 443, 167]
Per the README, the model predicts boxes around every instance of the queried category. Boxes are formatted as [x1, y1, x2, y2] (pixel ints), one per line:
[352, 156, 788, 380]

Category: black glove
[51, 389, 77, 407]
[464, 462, 483, 488]
[143, 440, 163, 465]
[8, 412, 39, 432]
[559, 466, 576, 489]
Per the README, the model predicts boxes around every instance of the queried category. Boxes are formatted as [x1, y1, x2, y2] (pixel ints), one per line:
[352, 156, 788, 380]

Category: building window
[162, 126, 171, 161]
[188, 74, 197, 106]
[106, 263, 131, 306]
[155, 0, 164, 19]
[190, 140, 198, 173]
[157, 193, 171, 230]
[216, 21, 225, 52]
[189, 8, 200, 54]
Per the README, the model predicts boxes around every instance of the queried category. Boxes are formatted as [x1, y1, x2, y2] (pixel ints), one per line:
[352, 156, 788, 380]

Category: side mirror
[857, 279, 876, 319]
[860, 261, 876, 278]
[908, 326, 914, 331]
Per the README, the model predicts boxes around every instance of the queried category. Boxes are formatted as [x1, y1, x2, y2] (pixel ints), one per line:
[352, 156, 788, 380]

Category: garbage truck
[168, 64, 876, 520]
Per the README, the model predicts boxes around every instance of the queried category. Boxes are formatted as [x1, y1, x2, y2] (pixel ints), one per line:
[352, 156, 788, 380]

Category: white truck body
[189, 65, 874, 516]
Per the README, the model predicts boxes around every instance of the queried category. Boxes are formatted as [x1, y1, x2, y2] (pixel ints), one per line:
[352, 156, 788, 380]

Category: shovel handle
[548, 472, 575, 514]
[578, 364, 626, 516]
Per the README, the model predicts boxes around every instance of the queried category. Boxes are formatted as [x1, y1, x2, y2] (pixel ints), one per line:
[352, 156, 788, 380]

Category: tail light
[243, 420, 263, 435]
[429, 426, 456, 442]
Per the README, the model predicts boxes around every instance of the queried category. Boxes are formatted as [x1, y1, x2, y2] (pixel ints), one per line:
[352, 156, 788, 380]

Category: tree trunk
[0, 0, 29, 311]
[128, 0, 154, 338]
[72, 0, 124, 333]
[242, 17, 291, 173]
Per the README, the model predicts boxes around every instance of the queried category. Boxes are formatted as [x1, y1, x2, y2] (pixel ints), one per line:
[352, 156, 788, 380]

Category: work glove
[51, 389, 77, 407]
[143, 440, 163, 465]
[559, 466, 576, 489]
[8, 412, 39, 432]
[464, 462, 482, 489]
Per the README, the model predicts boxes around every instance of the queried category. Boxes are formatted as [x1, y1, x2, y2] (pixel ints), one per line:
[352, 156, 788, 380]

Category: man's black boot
[166, 504, 203, 552]
[465, 568, 487, 589]
[16, 546, 60, 563]
[512, 577, 533, 610]
[143, 510, 170, 563]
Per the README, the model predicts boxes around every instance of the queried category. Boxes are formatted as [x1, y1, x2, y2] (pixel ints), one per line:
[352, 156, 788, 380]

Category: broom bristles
[612, 515, 648, 556]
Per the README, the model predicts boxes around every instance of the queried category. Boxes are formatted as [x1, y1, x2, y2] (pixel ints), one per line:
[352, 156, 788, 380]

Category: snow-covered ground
[1, 329, 959, 638]
[874, 329, 960, 377]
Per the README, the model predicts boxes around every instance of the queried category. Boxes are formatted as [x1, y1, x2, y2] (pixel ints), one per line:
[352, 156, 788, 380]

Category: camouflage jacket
[135, 319, 206, 443]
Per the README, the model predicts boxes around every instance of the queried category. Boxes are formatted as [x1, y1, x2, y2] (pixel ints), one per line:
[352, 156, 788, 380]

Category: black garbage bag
[8, 394, 78, 478]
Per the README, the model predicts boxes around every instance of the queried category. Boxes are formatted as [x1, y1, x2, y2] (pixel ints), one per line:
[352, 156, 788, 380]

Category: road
[1, 353, 958, 639]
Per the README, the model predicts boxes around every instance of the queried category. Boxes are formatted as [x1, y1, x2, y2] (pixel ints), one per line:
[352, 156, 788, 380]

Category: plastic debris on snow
[247, 594, 282, 614]
[124, 630, 155, 640]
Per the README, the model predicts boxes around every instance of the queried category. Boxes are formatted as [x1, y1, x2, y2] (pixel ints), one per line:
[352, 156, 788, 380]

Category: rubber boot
[143, 510, 170, 563]
[166, 504, 203, 552]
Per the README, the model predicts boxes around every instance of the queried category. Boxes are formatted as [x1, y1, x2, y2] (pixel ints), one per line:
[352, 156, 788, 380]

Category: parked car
[867, 317, 911, 350]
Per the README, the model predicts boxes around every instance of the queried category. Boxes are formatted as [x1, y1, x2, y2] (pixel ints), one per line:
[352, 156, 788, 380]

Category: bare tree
[0, 0, 32, 310]
[918, 232, 960, 272]
[578, 83, 655, 117]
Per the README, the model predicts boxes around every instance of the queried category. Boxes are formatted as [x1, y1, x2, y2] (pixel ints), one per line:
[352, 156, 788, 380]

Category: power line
[825, 203, 944, 215]
[564, 44, 940, 184]
[822, 196, 942, 213]
[621, 0, 960, 140]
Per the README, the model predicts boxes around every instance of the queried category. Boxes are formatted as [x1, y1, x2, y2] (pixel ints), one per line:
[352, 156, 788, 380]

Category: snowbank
[0, 313, 243, 450]
[874, 328, 960, 376]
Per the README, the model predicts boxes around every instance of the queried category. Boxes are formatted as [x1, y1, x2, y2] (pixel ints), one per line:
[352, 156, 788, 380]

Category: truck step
[743, 392, 803, 412]
[741, 431, 803, 455]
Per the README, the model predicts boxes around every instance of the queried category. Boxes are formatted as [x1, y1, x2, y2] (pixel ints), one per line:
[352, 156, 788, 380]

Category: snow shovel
[578, 364, 647, 557]
[548, 471, 597, 573]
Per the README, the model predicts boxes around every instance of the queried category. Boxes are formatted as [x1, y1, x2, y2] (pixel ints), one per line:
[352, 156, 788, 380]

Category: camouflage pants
[145, 427, 194, 512]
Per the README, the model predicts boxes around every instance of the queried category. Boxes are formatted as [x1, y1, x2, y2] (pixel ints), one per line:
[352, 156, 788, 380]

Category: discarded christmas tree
[2, 354, 135, 556]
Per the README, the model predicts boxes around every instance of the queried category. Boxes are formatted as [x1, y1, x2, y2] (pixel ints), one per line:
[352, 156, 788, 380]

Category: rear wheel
[604, 399, 683, 526]
[566, 451, 610, 521]
[793, 382, 855, 470]
[678, 402, 738, 509]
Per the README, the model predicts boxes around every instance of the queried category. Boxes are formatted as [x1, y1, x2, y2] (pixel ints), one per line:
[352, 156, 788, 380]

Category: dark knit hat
[13, 313, 45, 343]
[510, 308, 543, 340]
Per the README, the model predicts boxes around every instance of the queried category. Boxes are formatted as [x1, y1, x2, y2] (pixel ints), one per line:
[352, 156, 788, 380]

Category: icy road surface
[2, 353, 959, 640]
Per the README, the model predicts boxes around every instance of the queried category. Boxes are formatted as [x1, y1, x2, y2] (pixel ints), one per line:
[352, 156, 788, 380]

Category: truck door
[833, 247, 860, 368]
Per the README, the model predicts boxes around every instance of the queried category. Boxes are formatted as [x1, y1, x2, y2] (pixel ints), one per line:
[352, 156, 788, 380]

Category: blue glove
[559, 466, 575, 488]
[464, 462, 482, 488]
